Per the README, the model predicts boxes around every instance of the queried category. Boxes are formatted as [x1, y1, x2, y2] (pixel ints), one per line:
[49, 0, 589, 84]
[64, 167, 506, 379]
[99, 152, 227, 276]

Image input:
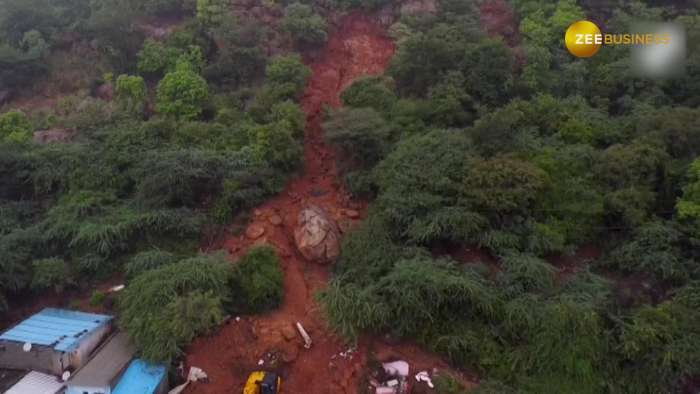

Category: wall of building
[0, 342, 66, 375]
[67, 322, 113, 370]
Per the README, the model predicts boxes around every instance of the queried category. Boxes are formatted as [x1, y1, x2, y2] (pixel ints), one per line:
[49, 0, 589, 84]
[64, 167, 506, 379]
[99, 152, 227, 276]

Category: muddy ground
[184, 12, 476, 394]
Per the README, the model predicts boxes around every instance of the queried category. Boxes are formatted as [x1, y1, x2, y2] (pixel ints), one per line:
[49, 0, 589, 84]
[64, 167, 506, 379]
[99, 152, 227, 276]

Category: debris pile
[369, 360, 411, 394]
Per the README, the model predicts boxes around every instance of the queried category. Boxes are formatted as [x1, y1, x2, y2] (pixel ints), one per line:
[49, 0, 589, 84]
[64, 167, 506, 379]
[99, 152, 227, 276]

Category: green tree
[228, 246, 284, 313]
[0, 110, 31, 143]
[462, 38, 514, 105]
[340, 76, 397, 113]
[119, 255, 232, 362]
[265, 54, 311, 99]
[31, 258, 72, 293]
[677, 158, 700, 233]
[281, 3, 328, 47]
[324, 107, 393, 173]
[196, 0, 227, 28]
[156, 60, 209, 121]
[115, 74, 147, 116]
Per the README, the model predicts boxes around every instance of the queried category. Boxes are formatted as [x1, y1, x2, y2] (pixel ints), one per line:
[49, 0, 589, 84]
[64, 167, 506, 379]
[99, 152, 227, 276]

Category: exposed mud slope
[185, 13, 398, 394]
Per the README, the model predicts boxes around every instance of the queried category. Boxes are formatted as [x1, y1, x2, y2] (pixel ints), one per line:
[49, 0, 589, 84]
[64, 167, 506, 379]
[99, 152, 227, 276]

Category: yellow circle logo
[565, 20, 602, 58]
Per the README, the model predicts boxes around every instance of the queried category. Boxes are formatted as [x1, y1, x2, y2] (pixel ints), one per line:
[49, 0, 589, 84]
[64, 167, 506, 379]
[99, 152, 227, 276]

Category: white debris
[382, 360, 409, 377]
[415, 371, 434, 389]
[386, 379, 399, 387]
[296, 322, 313, 349]
[108, 284, 125, 293]
[188, 367, 208, 382]
[235, 316, 241, 322]
[168, 367, 208, 394]
[258, 359, 265, 366]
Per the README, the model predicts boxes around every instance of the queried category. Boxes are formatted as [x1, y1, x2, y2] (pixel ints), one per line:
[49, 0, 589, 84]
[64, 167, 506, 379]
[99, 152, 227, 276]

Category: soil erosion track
[185, 12, 397, 394]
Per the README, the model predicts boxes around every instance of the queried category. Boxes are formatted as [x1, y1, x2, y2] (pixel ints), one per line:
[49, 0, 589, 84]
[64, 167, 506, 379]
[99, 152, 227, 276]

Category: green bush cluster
[321, 1, 700, 392]
[119, 247, 284, 362]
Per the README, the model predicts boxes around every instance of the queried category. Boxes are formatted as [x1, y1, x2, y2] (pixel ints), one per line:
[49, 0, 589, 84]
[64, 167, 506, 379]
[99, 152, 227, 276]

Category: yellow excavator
[244, 371, 282, 394]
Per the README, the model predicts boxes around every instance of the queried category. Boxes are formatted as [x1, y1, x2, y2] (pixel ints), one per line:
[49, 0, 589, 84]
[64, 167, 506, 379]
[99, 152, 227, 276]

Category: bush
[433, 374, 466, 394]
[90, 290, 106, 306]
[324, 107, 393, 174]
[119, 255, 232, 362]
[604, 221, 691, 283]
[115, 74, 147, 116]
[31, 258, 72, 293]
[156, 60, 209, 121]
[281, 3, 328, 47]
[196, 0, 227, 28]
[340, 76, 397, 113]
[125, 249, 177, 280]
[265, 54, 311, 100]
[0, 110, 32, 143]
[228, 246, 284, 314]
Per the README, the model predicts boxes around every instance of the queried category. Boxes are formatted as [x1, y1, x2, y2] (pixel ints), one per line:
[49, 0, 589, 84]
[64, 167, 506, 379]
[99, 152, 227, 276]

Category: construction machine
[244, 371, 282, 394]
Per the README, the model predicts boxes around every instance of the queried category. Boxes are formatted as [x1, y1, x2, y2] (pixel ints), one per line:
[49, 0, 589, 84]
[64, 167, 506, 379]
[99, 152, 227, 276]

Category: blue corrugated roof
[0, 308, 112, 352]
[113, 359, 166, 394]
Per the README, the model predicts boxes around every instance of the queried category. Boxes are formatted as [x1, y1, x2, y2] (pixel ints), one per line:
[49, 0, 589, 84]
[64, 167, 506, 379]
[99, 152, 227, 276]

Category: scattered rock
[294, 205, 341, 264]
[245, 224, 266, 240]
[342, 209, 360, 219]
[281, 325, 297, 341]
[280, 342, 300, 363]
[268, 214, 283, 226]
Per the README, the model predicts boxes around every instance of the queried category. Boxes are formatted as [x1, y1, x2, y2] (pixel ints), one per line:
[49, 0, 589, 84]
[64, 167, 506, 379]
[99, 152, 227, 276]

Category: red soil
[185, 12, 467, 394]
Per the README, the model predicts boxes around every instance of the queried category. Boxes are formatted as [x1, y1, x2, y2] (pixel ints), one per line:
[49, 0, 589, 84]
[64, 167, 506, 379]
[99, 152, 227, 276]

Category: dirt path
[185, 12, 396, 394]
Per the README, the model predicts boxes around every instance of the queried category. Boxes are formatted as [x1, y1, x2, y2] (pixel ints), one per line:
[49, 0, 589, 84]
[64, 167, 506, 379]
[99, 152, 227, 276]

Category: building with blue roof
[0, 308, 113, 375]
[113, 360, 168, 394]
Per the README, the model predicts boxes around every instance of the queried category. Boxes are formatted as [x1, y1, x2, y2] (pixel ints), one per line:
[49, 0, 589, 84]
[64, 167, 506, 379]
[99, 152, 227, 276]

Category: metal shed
[113, 359, 167, 394]
[65, 331, 136, 394]
[5, 370, 65, 394]
[0, 308, 113, 375]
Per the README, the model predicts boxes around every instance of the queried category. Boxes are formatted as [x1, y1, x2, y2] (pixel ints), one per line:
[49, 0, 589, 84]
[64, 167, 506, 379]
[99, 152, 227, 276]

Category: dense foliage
[0, 0, 306, 344]
[319, 0, 700, 392]
[2, 0, 700, 391]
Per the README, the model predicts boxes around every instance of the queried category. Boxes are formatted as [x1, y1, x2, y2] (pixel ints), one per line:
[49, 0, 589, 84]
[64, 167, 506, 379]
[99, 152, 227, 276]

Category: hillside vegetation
[1, 0, 700, 392]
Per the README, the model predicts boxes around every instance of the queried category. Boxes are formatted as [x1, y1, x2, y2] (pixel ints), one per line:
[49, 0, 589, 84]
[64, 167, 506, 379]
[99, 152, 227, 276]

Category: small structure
[0, 308, 113, 375]
[65, 331, 136, 394]
[0, 369, 28, 392]
[113, 359, 168, 394]
[4, 370, 65, 394]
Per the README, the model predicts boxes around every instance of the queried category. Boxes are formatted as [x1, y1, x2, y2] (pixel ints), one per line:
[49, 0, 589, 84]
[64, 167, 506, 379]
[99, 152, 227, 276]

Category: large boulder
[294, 205, 341, 264]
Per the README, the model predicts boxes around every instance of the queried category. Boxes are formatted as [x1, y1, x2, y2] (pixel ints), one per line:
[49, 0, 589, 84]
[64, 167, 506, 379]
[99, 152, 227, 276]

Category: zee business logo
[565, 20, 671, 58]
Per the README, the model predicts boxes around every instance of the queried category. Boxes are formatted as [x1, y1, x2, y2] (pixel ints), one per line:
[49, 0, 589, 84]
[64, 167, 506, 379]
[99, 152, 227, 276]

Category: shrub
[433, 374, 466, 394]
[90, 290, 106, 306]
[31, 258, 72, 293]
[196, 0, 227, 28]
[115, 74, 147, 116]
[119, 255, 232, 362]
[125, 249, 177, 280]
[340, 76, 397, 113]
[324, 107, 393, 178]
[0, 110, 32, 143]
[156, 60, 209, 121]
[229, 246, 284, 314]
[281, 3, 328, 47]
[604, 221, 691, 283]
[265, 54, 311, 100]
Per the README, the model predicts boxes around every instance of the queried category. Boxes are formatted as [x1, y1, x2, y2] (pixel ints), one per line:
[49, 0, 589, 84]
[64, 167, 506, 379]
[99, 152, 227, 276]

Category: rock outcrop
[294, 205, 341, 264]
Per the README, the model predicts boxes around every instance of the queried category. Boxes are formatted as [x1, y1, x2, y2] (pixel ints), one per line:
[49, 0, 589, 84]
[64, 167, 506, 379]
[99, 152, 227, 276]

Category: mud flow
[185, 12, 396, 394]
